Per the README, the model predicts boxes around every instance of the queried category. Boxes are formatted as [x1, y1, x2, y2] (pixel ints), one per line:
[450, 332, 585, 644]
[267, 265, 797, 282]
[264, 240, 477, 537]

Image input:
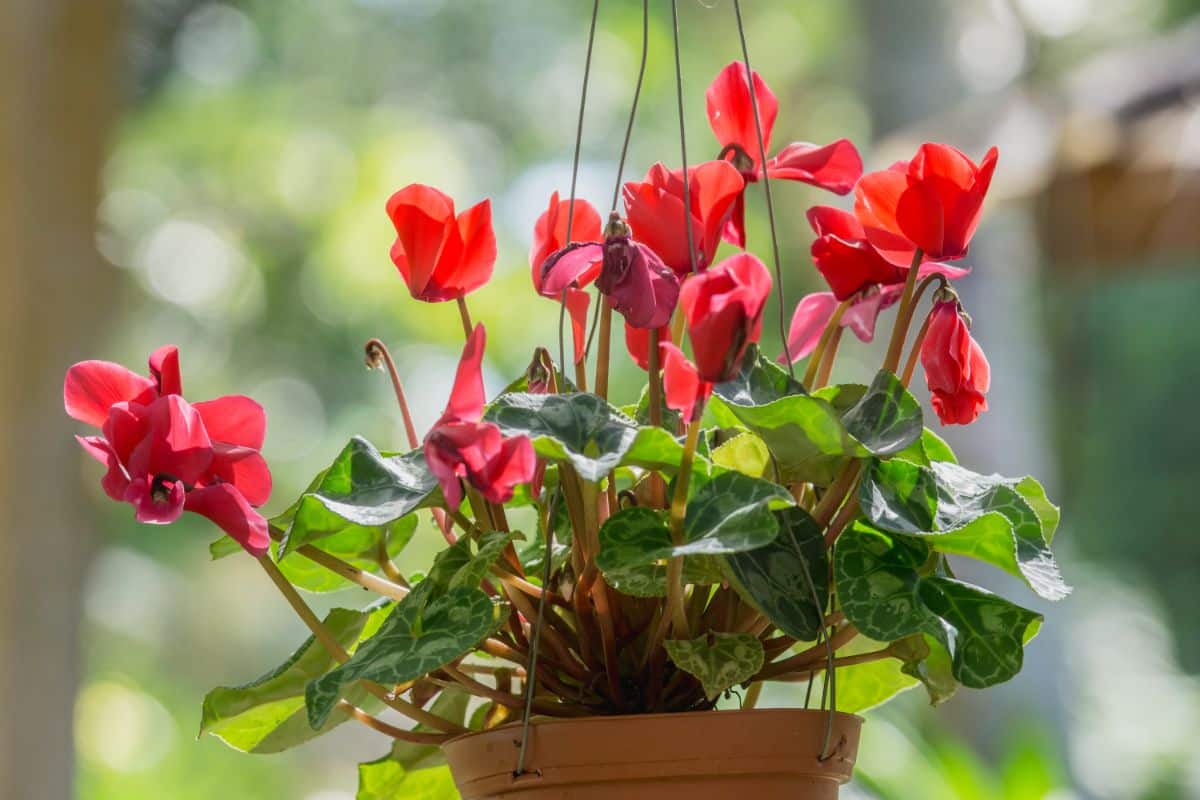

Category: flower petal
[64, 360, 156, 427]
[440, 324, 487, 425]
[185, 483, 271, 556]
[766, 139, 863, 194]
[76, 434, 130, 501]
[705, 61, 778, 167]
[207, 443, 272, 506]
[148, 345, 182, 396]
[387, 183, 455, 299]
[784, 292, 838, 362]
[193, 394, 267, 449]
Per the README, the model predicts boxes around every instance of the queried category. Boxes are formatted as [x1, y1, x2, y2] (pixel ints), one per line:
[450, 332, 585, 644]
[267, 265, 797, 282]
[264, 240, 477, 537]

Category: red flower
[530, 193, 603, 364]
[807, 206, 905, 300]
[678, 252, 772, 383]
[64, 346, 272, 555]
[660, 343, 711, 423]
[854, 143, 998, 266]
[920, 299, 990, 425]
[424, 325, 535, 511]
[783, 261, 970, 362]
[706, 62, 862, 247]
[387, 183, 496, 302]
[623, 161, 743, 276]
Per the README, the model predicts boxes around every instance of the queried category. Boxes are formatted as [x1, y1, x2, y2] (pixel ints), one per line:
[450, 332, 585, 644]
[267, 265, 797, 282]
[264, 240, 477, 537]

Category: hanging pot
[443, 707, 862, 800]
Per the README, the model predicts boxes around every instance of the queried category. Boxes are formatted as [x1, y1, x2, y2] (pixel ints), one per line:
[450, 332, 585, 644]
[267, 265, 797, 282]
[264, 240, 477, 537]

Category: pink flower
[64, 347, 272, 555]
[705, 62, 862, 247]
[423, 325, 535, 511]
[530, 193, 604, 364]
[387, 183, 497, 302]
[920, 299, 990, 425]
[678, 252, 772, 383]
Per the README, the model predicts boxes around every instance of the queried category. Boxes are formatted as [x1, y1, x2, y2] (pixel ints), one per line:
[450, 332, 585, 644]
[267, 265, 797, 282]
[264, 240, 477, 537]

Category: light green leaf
[360, 688, 471, 777]
[356, 763, 459, 800]
[723, 508, 828, 641]
[276, 438, 438, 559]
[306, 582, 496, 728]
[896, 633, 958, 706]
[665, 633, 765, 700]
[810, 635, 920, 714]
[484, 392, 638, 482]
[427, 531, 514, 594]
[711, 432, 770, 478]
[200, 604, 390, 753]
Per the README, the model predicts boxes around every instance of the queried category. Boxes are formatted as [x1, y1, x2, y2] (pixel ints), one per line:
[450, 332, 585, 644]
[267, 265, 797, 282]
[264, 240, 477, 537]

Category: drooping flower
[782, 261, 970, 362]
[854, 143, 998, 265]
[678, 252, 772, 383]
[540, 218, 680, 333]
[623, 161, 744, 276]
[387, 183, 497, 302]
[705, 62, 863, 247]
[64, 347, 272, 555]
[423, 325, 535, 511]
[920, 299, 990, 425]
[530, 191, 603, 287]
[659, 343, 711, 423]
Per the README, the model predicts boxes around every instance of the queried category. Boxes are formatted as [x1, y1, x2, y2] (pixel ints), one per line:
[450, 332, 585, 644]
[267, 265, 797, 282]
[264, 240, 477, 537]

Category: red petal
[386, 184, 455, 299]
[207, 444, 272, 506]
[705, 62, 778, 166]
[784, 293, 838, 362]
[624, 323, 672, 371]
[124, 475, 186, 525]
[475, 434, 536, 505]
[660, 343, 709, 422]
[564, 288, 591, 365]
[126, 395, 213, 486]
[766, 139, 863, 194]
[623, 177, 697, 276]
[76, 435, 130, 501]
[720, 191, 747, 249]
[440, 324, 487, 424]
[530, 192, 603, 285]
[447, 198, 496, 299]
[807, 206, 865, 241]
[148, 345, 182, 396]
[540, 242, 604, 298]
[185, 484, 270, 556]
[64, 360, 156, 427]
[193, 394, 267, 449]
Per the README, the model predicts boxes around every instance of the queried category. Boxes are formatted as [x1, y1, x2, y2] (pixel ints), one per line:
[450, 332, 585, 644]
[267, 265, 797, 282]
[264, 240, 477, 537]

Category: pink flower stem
[813, 325, 844, 390]
[901, 308, 936, 388]
[594, 303, 613, 400]
[882, 249, 925, 373]
[803, 298, 852, 388]
[364, 338, 419, 450]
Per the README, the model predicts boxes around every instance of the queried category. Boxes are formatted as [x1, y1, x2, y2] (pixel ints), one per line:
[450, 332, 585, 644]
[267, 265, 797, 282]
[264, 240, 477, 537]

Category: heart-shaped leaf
[680, 471, 793, 556]
[840, 370, 924, 456]
[277, 438, 439, 559]
[200, 603, 391, 753]
[858, 459, 1069, 601]
[712, 343, 804, 406]
[664, 632, 765, 700]
[723, 507, 829, 641]
[484, 392, 639, 482]
[305, 582, 496, 728]
[595, 508, 724, 596]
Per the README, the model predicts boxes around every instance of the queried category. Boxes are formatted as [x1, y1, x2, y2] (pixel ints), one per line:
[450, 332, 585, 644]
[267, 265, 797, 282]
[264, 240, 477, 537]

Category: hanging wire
[669, 0, 699, 275]
[732, 0, 794, 377]
[610, 0, 650, 212]
[557, 0, 601, 384]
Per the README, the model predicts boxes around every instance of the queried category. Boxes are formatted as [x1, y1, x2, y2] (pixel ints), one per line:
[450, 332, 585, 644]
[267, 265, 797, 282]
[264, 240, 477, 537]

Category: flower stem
[364, 339, 419, 449]
[337, 701, 454, 744]
[455, 296, 474, 339]
[665, 417, 702, 637]
[594, 303, 613, 400]
[882, 249, 924, 373]
[810, 461, 861, 528]
[803, 298, 852, 388]
[753, 624, 860, 681]
[297, 544, 409, 601]
[901, 307, 936, 387]
[813, 326, 844, 390]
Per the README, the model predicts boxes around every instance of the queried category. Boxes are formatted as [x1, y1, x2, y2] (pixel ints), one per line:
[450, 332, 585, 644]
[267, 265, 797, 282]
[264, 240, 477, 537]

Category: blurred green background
[5, 0, 1200, 798]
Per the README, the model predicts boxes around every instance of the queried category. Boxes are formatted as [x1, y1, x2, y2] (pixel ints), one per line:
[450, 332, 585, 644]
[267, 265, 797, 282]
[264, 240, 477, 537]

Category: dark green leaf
[200, 604, 390, 753]
[835, 524, 933, 642]
[712, 343, 804, 406]
[594, 507, 723, 596]
[484, 392, 638, 482]
[723, 508, 828, 640]
[306, 582, 496, 728]
[840, 370, 924, 456]
[277, 438, 438, 559]
[681, 471, 793, 555]
[664, 633, 764, 699]
[858, 459, 1069, 601]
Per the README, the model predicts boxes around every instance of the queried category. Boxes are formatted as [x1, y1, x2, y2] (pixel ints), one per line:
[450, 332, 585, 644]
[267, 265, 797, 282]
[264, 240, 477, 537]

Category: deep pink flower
[782, 261, 969, 362]
[623, 161, 744, 276]
[65, 347, 271, 555]
[920, 299, 990, 425]
[530, 193, 604, 364]
[387, 183, 496, 302]
[706, 62, 862, 247]
[423, 325, 535, 511]
[854, 143, 998, 266]
[678, 252, 772, 383]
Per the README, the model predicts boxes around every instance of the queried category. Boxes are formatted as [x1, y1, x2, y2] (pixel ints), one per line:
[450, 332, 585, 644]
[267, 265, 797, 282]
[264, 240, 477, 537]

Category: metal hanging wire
[670, 0, 699, 275]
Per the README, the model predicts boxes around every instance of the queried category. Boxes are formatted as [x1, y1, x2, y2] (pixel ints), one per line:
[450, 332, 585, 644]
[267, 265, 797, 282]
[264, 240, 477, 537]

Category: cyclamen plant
[65, 61, 1064, 796]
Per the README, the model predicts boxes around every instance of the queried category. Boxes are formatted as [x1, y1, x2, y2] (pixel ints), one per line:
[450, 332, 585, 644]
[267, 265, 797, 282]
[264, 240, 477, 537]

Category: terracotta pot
[443, 707, 862, 800]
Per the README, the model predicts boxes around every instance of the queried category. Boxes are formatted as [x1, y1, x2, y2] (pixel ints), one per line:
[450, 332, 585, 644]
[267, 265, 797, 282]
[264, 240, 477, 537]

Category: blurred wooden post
[0, 1, 121, 797]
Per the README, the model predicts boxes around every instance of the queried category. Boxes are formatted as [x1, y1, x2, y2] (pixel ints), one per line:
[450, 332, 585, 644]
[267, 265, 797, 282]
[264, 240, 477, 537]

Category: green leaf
[277, 438, 439, 559]
[624, 383, 681, 433]
[896, 633, 959, 706]
[835, 525, 1043, 689]
[361, 688, 471, 777]
[840, 370, 924, 456]
[356, 763, 459, 800]
[858, 459, 1069, 601]
[664, 633, 764, 700]
[305, 582, 496, 728]
[621, 425, 706, 477]
[200, 604, 390, 753]
[427, 531, 513, 593]
[484, 392, 639, 482]
[812, 635, 920, 714]
[723, 508, 828, 641]
[277, 516, 418, 593]
[712, 343, 804, 406]
[594, 507, 724, 597]
[710, 432, 770, 478]
[681, 471, 793, 556]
